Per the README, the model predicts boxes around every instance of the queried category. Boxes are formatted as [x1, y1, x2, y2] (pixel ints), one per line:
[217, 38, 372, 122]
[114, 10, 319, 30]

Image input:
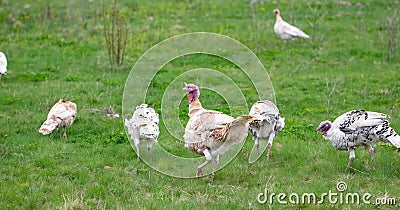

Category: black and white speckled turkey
[317, 110, 400, 169]
[248, 100, 285, 159]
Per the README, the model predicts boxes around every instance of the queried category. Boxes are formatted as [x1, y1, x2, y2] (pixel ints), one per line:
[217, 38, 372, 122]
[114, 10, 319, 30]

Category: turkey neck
[275, 14, 283, 24]
[188, 98, 203, 118]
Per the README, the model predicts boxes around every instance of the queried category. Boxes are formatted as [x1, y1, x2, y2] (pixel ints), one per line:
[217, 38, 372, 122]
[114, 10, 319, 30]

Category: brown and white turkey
[0, 52, 7, 81]
[39, 99, 77, 139]
[317, 110, 400, 169]
[273, 9, 310, 40]
[183, 83, 255, 179]
[125, 104, 159, 161]
[248, 100, 285, 159]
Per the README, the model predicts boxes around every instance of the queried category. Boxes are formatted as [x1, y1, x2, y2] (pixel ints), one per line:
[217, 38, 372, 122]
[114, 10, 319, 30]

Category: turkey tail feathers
[39, 118, 59, 135]
[387, 129, 400, 148]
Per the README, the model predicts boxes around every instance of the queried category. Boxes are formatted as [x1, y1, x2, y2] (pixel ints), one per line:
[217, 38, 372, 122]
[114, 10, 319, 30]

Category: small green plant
[325, 78, 340, 116]
[386, 10, 399, 62]
[108, 130, 127, 144]
[102, 0, 128, 69]
[306, 1, 326, 40]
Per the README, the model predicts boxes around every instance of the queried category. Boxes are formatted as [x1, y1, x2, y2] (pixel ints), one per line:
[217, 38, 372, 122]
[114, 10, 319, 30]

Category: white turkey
[248, 100, 285, 159]
[317, 110, 400, 169]
[273, 9, 310, 40]
[0, 51, 7, 81]
[39, 99, 77, 139]
[124, 104, 159, 161]
[183, 83, 255, 179]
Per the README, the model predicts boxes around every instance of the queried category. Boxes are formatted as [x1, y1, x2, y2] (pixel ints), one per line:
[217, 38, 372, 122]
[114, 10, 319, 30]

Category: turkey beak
[183, 82, 188, 91]
[316, 126, 325, 134]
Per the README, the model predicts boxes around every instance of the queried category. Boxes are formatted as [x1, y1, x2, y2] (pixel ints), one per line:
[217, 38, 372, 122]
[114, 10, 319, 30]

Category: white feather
[0, 52, 8, 76]
[125, 104, 159, 160]
[273, 9, 310, 40]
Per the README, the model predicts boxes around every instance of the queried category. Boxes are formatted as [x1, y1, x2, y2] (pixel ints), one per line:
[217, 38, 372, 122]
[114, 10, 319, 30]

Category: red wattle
[188, 92, 193, 103]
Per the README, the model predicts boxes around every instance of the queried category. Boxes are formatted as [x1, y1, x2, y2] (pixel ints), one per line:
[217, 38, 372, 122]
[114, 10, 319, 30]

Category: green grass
[1, 0, 400, 209]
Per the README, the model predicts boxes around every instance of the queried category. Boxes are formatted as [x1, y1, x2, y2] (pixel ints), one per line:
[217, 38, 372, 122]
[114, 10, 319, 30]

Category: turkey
[273, 9, 310, 40]
[248, 100, 285, 159]
[124, 104, 159, 161]
[183, 83, 255, 179]
[0, 52, 7, 81]
[39, 99, 77, 139]
[317, 110, 400, 169]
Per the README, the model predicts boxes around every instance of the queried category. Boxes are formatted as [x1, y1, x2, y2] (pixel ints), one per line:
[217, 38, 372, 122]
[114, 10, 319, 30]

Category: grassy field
[1, 0, 400, 209]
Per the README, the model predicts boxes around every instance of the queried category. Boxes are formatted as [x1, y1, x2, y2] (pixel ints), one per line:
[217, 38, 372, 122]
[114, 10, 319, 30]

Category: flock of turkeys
[1, 8, 399, 179]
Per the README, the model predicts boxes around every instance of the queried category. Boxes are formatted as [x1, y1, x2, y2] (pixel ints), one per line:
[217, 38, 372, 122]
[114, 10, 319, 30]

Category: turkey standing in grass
[317, 110, 400, 169]
[124, 104, 159, 161]
[273, 9, 310, 40]
[183, 83, 255, 179]
[0, 52, 7, 81]
[248, 100, 285, 159]
[39, 99, 77, 139]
